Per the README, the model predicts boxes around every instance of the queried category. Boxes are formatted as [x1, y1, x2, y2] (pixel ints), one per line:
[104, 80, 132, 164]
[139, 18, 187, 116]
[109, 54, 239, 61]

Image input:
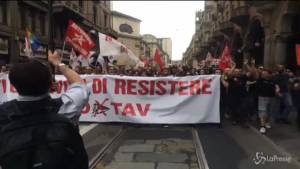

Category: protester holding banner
[0, 65, 8, 74]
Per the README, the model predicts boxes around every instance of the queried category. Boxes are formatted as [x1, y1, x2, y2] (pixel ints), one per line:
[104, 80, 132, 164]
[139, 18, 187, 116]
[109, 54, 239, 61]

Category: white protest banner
[0, 73, 7, 104]
[98, 32, 142, 66]
[0, 74, 220, 124]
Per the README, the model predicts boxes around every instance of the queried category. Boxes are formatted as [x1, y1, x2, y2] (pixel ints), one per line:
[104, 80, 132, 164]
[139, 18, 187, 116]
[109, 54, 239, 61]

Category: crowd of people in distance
[1, 58, 300, 134]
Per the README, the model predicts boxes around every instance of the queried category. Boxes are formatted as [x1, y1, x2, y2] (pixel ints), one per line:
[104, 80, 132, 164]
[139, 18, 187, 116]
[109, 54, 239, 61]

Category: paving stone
[162, 138, 193, 145]
[190, 163, 199, 169]
[114, 152, 134, 162]
[155, 144, 195, 154]
[123, 139, 145, 145]
[157, 162, 189, 169]
[190, 155, 198, 163]
[118, 144, 154, 153]
[95, 163, 106, 169]
[105, 162, 155, 169]
[145, 139, 162, 144]
[135, 152, 188, 163]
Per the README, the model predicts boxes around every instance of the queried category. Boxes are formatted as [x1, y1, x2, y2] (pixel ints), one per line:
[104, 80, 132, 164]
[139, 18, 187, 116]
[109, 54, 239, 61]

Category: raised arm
[48, 50, 90, 126]
[48, 50, 82, 84]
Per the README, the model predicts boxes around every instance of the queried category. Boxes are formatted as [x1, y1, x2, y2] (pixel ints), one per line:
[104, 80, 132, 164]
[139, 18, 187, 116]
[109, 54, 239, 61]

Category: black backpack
[0, 100, 88, 169]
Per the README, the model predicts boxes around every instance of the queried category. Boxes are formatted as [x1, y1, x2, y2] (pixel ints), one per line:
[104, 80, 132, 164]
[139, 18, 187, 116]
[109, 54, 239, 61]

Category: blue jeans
[274, 92, 293, 120]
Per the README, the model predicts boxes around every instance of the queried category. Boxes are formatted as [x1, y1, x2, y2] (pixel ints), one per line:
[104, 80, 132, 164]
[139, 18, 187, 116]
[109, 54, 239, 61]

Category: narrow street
[197, 121, 300, 169]
[83, 122, 300, 169]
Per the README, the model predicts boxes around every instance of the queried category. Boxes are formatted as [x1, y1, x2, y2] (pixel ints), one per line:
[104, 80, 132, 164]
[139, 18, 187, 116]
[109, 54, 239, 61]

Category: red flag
[143, 58, 150, 67]
[219, 45, 232, 71]
[154, 48, 165, 70]
[296, 44, 300, 66]
[65, 20, 95, 57]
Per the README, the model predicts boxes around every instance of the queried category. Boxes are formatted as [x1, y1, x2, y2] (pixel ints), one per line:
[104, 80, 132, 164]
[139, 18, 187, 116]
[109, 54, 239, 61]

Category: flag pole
[48, 0, 55, 81]
[62, 40, 66, 58]
[48, 0, 54, 53]
[68, 48, 72, 67]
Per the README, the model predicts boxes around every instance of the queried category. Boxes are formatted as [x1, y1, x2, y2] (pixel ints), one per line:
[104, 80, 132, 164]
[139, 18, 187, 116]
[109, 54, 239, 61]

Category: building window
[25, 9, 36, 31]
[93, 5, 97, 24]
[60, 24, 64, 40]
[31, 11, 36, 32]
[20, 6, 26, 30]
[36, 13, 41, 34]
[54, 23, 60, 40]
[104, 13, 108, 27]
[40, 13, 45, 35]
[26, 10, 32, 30]
[0, 2, 7, 25]
[119, 24, 133, 34]
[78, 0, 83, 13]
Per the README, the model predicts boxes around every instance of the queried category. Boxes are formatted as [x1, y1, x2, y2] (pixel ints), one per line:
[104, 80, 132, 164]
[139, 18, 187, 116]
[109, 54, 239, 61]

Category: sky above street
[112, 1, 204, 61]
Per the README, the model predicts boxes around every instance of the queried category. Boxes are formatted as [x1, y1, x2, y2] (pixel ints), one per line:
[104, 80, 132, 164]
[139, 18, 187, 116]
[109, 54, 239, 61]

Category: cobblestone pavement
[87, 121, 300, 169]
[198, 121, 300, 169]
[95, 126, 199, 169]
[250, 111, 300, 164]
[81, 123, 123, 161]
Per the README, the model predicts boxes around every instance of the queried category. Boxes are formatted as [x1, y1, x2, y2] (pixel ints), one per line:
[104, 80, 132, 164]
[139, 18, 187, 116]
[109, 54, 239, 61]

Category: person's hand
[251, 59, 255, 65]
[275, 87, 282, 97]
[48, 50, 61, 66]
[230, 60, 236, 68]
[50, 81, 58, 92]
[244, 59, 248, 65]
[294, 83, 300, 90]
[221, 74, 225, 80]
[276, 92, 283, 97]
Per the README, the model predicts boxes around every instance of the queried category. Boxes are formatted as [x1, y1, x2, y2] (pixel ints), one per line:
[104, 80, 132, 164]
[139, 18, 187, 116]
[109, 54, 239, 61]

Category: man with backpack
[0, 50, 90, 169]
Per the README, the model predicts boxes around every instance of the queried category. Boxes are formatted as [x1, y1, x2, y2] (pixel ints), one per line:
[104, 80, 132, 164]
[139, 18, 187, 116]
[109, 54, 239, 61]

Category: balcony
[246, 1, 278, 7]
[230, 6, 249, 27]
[212, 13, 218, 21]
[217, 2, 225, 13]
[200, 42, 209, 49]
[212, 30, 224, 41]
[53, 1, 84, 19]
[205, 4, 214, 11]
[208, 37, 217, 45]
[219, 21, 234, 35]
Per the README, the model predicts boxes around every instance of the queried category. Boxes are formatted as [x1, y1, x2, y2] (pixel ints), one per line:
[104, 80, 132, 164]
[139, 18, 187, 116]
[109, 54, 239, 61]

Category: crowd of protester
[218, 60, 300, 134]
[1, 58, 300, 134]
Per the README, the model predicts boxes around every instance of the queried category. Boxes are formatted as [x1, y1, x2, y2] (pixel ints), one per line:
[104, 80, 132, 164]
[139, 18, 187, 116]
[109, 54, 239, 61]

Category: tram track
[192, 127, 209, 169]
[89, 125, 209, 169]
[89, 126, 127, 169]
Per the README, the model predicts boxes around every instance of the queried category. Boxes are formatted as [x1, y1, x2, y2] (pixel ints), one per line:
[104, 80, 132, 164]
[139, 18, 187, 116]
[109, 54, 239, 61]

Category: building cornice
[112, 11, 142, 22]
[118, 33, 142, 40]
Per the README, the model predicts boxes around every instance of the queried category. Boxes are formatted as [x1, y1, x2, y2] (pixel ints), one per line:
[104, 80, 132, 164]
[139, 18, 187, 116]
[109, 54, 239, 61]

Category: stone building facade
[184, 1, 300, 70]
[142, 34, 171, 65]
[111, 11, 172, 66]
[0, 0, 118, 65]
[112, 10, 142, 64]
[157, 38, 172, 64]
